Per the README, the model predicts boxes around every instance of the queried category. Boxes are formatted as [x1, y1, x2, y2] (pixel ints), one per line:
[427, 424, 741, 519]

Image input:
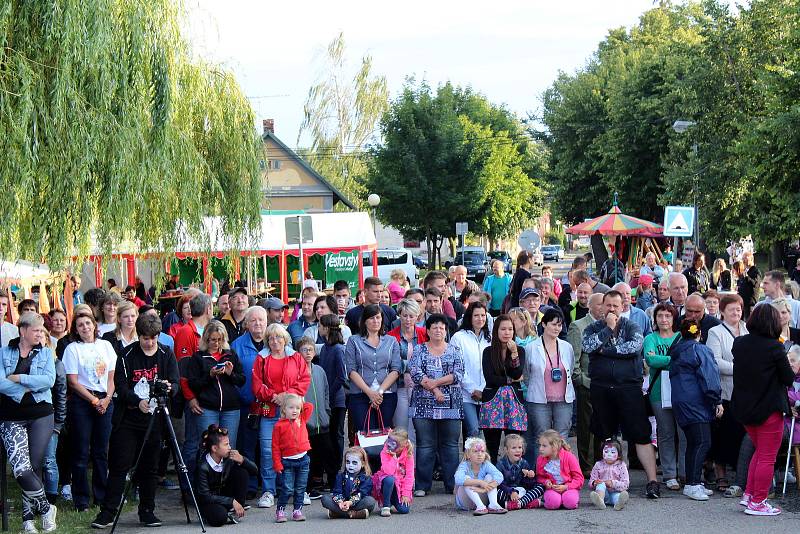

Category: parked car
[454, 246, 489, 282]
[362, 248, 419, 285]
[488, 251, 512, 273]
[413, 255, 428, 270]
[531, 249, 544, 267]
[541, 244, 564, 261]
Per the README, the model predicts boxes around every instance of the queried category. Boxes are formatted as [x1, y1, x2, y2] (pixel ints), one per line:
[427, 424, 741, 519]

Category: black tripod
[111, 396, 206, 533]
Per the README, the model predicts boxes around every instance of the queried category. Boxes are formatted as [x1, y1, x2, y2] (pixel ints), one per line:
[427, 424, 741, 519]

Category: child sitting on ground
[372, 428, 414, 517]
[589, 439, 630, 511]
[194, 425, 258, 527]
[321, 447, 376, 519]
[454, 437, 508, 515]
[496, 434, 544, 510]
[536, 429, 584, 510]
[271, 394, 313, 523]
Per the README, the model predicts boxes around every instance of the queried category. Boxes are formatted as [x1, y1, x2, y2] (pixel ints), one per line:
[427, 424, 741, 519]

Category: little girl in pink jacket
[589, 440, 630, 510]
[372, 429, 415, 517]
[535, 430, 584, 509]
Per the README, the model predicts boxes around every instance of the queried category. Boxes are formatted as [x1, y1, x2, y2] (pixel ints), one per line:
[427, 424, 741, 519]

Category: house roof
[263, 131, 356, 210]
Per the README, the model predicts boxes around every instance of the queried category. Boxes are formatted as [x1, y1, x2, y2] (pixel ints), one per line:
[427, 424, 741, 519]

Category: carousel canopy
[566, 203, 663, 237]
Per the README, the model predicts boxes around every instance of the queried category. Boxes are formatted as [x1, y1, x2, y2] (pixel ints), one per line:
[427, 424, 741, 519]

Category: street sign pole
[297, 216, 304, 290]
[455, 222, 468, 267]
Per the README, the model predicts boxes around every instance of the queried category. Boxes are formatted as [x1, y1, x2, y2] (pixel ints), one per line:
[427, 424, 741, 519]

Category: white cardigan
[706, 321, 748, 401]
[524, 336, 575, 404]
[449, 329, 489, 405]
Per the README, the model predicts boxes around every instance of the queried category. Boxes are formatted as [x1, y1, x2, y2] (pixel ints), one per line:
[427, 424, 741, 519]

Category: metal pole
[783, 415, 796, 495]
[297, 216, 304, 295]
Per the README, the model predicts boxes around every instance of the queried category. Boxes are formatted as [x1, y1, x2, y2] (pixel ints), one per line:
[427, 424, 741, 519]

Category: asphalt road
[119, 470, 799, 534]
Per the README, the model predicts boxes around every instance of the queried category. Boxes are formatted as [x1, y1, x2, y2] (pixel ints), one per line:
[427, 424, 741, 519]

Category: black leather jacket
[52, 358, 67, 433]
[195, 455, 258, 508]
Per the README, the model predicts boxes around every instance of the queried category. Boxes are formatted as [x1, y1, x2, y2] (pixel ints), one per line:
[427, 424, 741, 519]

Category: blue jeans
[42, 432, 58, 496]
[195, 409, 240, 450]
[525, 401, 573, 464]
[595, 482, 621, 505]
[348, 392, 397, 432]
[181, 410, 199, 485]
[462, 402, 480, 439]
[237, 406, 259, 493]
[381, 476, 410, 513]
[277, 454, 310, 510]
[69, 396, 113, 508]
[258, 415, 280, 494]
[412, 418, 460, 493]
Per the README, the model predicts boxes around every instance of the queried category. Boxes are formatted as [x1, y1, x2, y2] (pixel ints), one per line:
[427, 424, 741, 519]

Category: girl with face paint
[589, 440, 630, 510]
[320, 447, 377, 519]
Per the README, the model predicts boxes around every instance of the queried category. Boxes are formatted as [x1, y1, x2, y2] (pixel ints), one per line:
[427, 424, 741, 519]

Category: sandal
[716, 478, 730, 491]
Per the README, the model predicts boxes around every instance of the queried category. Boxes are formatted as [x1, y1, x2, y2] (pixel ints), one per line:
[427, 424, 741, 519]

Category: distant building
[260, 119, 355, 213]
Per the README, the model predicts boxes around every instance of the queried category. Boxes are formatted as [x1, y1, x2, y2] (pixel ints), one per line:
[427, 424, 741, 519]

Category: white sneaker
[380, 506, 391, 517]
[60, 484, 72, 501]
[41, 504, 57, 532]
[665, 478, 681, 490]
[22, 520, 38, 533]
[303, 492, 311, 506]
[683, 484, 709, 501]
[700, 484, 713, 496]
[257, 491, 275, 508]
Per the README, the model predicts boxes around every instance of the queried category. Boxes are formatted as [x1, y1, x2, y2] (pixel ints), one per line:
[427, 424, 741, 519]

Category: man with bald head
[681, 293, 721, 343]
[563, 282, 592, 328]
[612, 282, 652, 338]
[568, 292, 605, 474]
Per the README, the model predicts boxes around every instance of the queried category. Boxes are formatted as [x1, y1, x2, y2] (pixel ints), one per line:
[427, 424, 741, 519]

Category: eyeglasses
[299, 347, 315, 354]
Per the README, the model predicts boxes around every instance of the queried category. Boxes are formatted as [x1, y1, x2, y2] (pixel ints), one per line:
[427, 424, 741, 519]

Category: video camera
[148, 379, 171, 400]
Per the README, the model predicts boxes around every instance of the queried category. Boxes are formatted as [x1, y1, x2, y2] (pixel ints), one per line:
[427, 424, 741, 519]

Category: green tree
[0, 0, 262, 268]
[366, 80, 543, 265]
[297, 32, 389, 208]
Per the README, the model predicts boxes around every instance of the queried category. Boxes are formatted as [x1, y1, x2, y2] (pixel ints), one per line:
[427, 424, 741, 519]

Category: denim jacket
[0, 340, 56, 405]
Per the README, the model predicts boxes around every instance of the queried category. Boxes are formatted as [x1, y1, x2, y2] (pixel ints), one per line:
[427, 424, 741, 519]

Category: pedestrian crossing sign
[664, 206, 694, 237]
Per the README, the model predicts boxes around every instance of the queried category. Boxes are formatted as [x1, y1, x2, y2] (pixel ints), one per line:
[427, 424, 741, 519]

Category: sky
[185, 1, 718, 148]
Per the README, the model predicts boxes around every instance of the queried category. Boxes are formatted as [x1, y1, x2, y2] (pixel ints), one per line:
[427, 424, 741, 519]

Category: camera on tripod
[148, 379, 171, 400]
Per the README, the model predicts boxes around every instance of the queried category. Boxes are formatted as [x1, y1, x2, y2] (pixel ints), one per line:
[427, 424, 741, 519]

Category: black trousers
[309, 431, 338, 489]
[201, 464, 249, 527]
[101, 419, 162, 515]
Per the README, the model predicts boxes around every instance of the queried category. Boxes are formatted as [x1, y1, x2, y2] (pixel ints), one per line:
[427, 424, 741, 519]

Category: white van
[362, 248, 419, 286]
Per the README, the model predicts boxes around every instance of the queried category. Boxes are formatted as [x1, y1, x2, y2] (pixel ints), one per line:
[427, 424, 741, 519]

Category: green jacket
[568, 313, 596, 389]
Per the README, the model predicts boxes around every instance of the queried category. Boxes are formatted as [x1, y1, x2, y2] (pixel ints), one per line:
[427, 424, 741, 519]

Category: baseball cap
[258, 297, 288, 311]
[519, 287, 541, 301]
[228, 287, 248, 299]
[639, 274, 654, 286]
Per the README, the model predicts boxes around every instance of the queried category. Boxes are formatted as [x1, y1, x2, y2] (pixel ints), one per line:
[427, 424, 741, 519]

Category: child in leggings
[496, 434, 544, 510]
[454, 437, 507, 515]
[535, 429, 584, 509]
[195, 424, 258, 527]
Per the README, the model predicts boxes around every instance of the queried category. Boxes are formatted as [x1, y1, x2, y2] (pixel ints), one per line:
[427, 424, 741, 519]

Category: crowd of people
[0, 249, 798, 531]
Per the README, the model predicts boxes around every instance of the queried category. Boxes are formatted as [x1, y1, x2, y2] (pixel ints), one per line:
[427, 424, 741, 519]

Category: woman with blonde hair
[509, 307, 535, 347]
[186, 320, 245, 446]
[101, 300, 138, 355]
[710, 258, 732, 292]
[769, 298, 800, 350]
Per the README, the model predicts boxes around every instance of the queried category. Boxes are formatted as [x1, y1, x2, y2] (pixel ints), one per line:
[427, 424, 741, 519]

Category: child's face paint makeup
[345, 453, 363, 474]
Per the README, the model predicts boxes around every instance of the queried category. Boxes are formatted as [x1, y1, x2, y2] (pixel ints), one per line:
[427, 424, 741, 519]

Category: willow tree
[298, 32, 389, 207]
[0, 0, 262, 268]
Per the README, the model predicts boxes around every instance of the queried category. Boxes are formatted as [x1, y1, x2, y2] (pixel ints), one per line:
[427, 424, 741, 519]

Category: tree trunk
[769, 241, 783, 271]
[448, 237, 456, 258]
[426, 230, 434, 270]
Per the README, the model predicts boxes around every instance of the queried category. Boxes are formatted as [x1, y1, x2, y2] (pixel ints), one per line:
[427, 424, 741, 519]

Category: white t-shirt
[63, 339, 117, 393]
[97, 323, 116, 336]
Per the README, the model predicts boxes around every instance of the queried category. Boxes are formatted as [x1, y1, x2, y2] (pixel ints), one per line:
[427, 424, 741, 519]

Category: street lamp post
[672, 120, 700, 246]
[367, 193, 380, 242]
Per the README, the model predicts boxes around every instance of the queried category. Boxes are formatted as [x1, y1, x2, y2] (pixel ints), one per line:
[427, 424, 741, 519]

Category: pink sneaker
[291, 509, 305, 522]
[525, 498, 541, 509]
[745, 500, 781, 516]
[739, 493, 752, 507]
[275, 509, 287, 523]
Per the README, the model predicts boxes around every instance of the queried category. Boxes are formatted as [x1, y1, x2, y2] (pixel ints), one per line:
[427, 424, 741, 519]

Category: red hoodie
[271, 402, 314, 472]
